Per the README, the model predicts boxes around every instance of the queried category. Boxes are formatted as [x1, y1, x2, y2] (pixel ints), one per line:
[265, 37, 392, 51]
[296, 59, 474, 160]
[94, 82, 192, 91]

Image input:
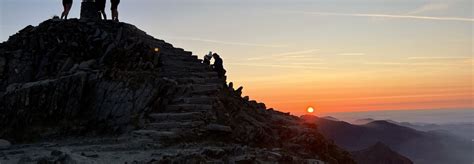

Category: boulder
[0, 139, 11, 149]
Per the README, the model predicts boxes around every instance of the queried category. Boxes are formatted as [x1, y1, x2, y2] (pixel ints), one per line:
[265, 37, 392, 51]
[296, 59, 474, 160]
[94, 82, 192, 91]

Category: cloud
[273, 49, 319, 57]
[336, 53, 366, 56]
[407, 56, 472, 60]
[407, 2, 450, 15]
[165, 36, 287, 48]
[363, 61, 467, 66]
[286, 11, 474, 22]
[269, 92, 472, 103]
[228, 63, 329, 70]
[245, 49, 319, 61]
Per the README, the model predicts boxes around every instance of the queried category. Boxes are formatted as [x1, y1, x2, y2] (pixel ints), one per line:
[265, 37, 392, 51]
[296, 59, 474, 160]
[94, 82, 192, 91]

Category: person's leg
[98, 0, 107, 20]
[64, 4, 72, 19]
[111, 0, 120, 21]
[115, 9, 119, 21]
[102, 11, 107, 20]
[61, 4, 66, 19]
[111, 9, 118, 21]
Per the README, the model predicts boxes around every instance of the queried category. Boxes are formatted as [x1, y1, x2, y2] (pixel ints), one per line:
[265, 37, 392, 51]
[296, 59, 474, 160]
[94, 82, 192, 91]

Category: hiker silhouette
[96, 0, 107, 20]
[111, 0, 120, 21]
[203, 51, 213, 65]
[61, 0, 73, 19]
[212, 53, 226, 78]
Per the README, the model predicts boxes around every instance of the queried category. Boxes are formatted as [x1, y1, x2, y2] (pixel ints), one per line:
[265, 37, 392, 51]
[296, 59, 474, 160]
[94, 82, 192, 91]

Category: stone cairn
[80, 0, 100, 20]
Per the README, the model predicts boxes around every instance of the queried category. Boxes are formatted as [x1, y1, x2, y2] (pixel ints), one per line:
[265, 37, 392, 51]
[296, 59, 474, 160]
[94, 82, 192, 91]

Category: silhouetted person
[212, 53, 226, 78]
[61, 0, 73, 19]
[203, 51, 212, 65]
[111, 0, 120, 22]
[96, 0, 107, 20]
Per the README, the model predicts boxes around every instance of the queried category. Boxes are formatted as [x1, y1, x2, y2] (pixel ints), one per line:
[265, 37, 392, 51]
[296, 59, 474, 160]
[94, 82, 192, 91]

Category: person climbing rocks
[61, 0, 73, 19]
[212, 53, 226, 78]
[111, 0, 120, 22]
[96, 0, 107, 20]
[203, 51, 213, 65]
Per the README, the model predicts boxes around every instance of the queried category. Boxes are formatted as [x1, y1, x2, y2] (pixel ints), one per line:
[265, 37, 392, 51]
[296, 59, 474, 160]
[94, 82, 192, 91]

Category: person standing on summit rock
[96, 0, 107, 20]
[111, 0, 120, 21]
[61, 0, 73, 19]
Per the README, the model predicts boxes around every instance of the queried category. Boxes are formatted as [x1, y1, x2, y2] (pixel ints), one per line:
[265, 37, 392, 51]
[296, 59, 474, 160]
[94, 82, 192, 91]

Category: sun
[307, 107, 315, 113]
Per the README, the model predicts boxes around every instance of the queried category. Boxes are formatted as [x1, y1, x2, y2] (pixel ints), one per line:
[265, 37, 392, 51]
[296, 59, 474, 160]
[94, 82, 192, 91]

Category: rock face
[351, 142, 413, 164]
[0, 139, 11, 149]
[0, 18, 355, 163]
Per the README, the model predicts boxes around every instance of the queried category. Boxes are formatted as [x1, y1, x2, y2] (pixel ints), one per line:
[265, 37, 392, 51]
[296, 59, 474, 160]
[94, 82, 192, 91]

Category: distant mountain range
[350, 117, 474, 140]
[302, 115, 474, 164]
[399, 122, 474, 140]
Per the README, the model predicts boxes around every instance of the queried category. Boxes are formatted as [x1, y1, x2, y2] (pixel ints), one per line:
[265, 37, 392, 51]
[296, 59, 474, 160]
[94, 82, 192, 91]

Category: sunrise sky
[1, 0, 472, 115]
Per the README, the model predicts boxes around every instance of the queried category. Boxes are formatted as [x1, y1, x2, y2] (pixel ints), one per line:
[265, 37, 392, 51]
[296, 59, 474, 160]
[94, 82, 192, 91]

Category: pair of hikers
[96, 0, 120, 21]
[203, 52, 226, 79]
[61, 0, 120, 21]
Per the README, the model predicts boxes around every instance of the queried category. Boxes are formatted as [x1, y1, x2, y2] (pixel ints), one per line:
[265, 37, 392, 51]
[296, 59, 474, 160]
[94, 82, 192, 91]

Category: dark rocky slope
[0, 18, 354, 163]
[351, 142, 413, 164]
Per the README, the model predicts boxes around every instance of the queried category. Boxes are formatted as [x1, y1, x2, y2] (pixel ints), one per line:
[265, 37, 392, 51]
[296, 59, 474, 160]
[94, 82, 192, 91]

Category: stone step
[145, 121, 205, 130]
[160, 72, 219, 78]
[172, 96, 217, 104]
[179, 84, 223, 91]
[161, 67, 210, 73]
[178, 84, 222, 95]
[161, 51, 193, 57]
[160, 58, 194, 63]
[132, 130, 178, 140]
[161, 60, 204, 66]
[173, 77, 223, 84]
[165, 104, 212, 112]
[162, 63, 209, 70]
[149, 112, 203, 122]
[161, 55, 198, 60]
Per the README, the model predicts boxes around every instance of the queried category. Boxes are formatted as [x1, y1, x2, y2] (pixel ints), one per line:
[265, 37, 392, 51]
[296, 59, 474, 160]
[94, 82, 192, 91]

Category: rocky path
[131, 41, 227, 144]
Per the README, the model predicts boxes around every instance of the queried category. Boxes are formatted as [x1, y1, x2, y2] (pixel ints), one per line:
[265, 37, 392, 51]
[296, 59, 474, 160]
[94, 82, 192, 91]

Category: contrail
[288, 11, 474, 22]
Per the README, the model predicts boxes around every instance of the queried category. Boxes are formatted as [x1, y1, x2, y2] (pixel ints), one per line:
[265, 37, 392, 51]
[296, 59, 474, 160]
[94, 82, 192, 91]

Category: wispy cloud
[286, 11, 474, 22]
[228, 63, 329, 70]
[336, 53, 366, 56]
[165, 36, 287, 48]
[267, 92, 472, 103]
[273, 49, 319, 57]
[245, 49, 319, 61]
[407, 2, 450, 15]
[363, 61, 468, 66]
[407, 56, 472, 60]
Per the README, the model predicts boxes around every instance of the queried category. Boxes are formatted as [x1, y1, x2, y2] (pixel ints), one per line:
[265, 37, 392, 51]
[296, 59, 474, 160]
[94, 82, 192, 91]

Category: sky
[0, 0, 472, 115]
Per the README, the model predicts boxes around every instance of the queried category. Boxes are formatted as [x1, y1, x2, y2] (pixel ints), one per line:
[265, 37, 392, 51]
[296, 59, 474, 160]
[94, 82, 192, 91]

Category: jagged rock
[206, 124, 232, 133]
[0, 18, 355, 164]
[77, 59, 97, 70]
[0, 139, 11, 149]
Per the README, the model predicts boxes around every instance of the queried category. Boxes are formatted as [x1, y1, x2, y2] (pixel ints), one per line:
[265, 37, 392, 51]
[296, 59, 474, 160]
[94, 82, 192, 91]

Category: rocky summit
[0, 18, 354, 163]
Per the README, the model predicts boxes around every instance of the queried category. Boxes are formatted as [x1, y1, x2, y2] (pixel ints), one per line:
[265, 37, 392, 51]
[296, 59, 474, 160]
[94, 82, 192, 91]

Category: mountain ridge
[0, 18, 354, 163]
[302, 115, 474, 164]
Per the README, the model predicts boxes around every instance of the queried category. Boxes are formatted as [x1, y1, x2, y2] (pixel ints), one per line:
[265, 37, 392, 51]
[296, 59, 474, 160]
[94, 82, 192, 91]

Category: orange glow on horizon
[231, 65, 473, 116]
